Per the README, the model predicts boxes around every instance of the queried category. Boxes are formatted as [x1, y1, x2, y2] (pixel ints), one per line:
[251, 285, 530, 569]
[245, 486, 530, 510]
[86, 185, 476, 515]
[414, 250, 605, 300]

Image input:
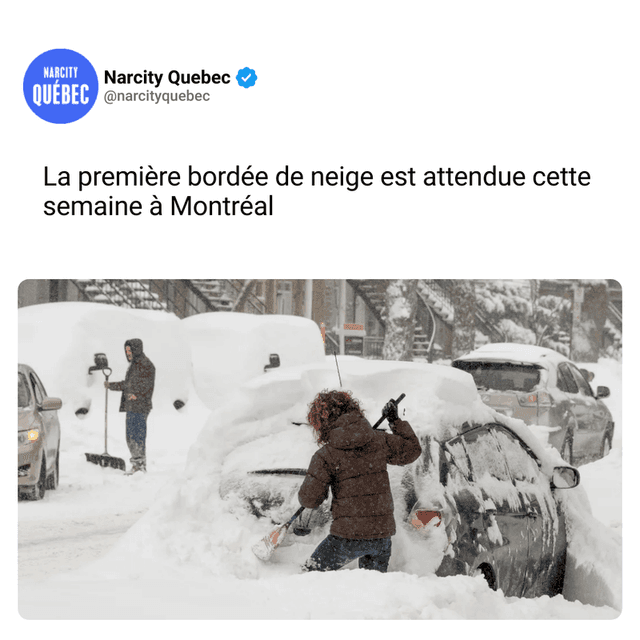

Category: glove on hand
[383, 399, 399, 425]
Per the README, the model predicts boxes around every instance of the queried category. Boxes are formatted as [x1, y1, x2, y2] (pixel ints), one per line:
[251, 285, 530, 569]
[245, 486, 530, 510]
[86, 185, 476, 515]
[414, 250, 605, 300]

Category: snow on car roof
[233, 356, 564, 476]
[453, 342, 569, 368]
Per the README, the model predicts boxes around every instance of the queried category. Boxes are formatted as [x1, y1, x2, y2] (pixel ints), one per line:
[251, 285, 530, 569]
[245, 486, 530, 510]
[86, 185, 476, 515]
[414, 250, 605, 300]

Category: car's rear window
[453, 361, 541, 393]
[18, 372, 30, 407]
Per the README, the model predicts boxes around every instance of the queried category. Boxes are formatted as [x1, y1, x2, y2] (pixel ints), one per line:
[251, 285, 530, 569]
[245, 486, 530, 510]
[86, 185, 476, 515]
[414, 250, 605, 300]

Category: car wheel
[46, 450, 59, 490]
[548, 549, 567, 597]
[26, 454, 47, 501]
[473, 563, 497, 591]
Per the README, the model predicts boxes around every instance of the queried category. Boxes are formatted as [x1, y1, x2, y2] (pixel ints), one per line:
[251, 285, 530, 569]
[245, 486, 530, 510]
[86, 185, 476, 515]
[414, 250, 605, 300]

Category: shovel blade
[252, 524, 288, 562]
[85, 452, 126, 472]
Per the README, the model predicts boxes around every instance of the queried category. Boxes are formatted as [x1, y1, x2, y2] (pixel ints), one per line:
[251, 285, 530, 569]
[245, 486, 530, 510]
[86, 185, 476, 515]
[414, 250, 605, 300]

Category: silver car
[18, 364, 62, 500]
[452, 343, 614, 465]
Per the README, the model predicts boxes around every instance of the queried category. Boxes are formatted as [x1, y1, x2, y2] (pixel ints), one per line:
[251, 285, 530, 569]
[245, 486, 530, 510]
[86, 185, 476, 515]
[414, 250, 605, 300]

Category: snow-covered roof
[453, 342, 569, 368]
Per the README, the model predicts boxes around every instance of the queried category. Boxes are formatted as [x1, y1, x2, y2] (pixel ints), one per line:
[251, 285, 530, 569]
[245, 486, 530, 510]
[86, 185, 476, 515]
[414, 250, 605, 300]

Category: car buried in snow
[403, 420, 578, 598]
[452, 343, 614, 465]
[219, 358, 580, 598]
[18, 364, 62, 500]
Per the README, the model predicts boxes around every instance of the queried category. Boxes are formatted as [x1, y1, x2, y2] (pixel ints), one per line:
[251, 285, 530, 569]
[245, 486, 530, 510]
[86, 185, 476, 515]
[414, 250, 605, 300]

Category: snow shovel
[252, 506, 306, 561]
[251, 393, 407, 561]
[85, 358, 126, 472]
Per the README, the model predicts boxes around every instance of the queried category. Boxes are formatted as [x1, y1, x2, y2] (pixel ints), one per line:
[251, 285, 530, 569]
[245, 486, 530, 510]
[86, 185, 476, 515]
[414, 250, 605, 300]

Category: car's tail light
[517, 391, 551, 407]
[411, 509, 442, 531]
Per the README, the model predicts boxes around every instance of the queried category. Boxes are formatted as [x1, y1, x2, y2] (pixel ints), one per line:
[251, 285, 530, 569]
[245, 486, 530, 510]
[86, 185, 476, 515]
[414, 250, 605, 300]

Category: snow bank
[18, 302, 194, 416]
[23, 569, 618, 620]
[182, 311, 325, 409]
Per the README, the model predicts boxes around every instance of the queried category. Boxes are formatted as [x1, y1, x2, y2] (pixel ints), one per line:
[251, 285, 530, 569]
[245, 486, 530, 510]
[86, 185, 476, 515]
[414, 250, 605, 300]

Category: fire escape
[70, 279, 266, 317]
[346, 280, 457, 360]
[346, 279, 506, 360]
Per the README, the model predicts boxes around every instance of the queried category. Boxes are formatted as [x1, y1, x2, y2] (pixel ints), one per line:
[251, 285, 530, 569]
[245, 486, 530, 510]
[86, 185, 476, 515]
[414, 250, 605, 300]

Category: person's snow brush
[85, 357, 126, 472]
[252, 506, 305, 561]
[252, 393, 407, 562]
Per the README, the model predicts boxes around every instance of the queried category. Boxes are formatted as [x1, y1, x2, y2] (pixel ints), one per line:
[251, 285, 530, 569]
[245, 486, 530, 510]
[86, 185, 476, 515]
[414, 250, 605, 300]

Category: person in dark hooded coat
[298, 389, 421, 572]
[106, 339, 156, 474]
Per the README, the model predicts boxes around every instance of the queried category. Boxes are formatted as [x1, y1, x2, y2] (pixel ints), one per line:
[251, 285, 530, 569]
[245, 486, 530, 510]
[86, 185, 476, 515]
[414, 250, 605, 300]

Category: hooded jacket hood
[326, 412, 374, 451]
[125, 338, 144, 361]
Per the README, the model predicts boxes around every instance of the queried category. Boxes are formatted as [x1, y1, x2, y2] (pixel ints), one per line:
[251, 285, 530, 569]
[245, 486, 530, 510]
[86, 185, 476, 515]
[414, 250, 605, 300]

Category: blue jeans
[125, 412, 147, 469]
[303, 534, 392, 573]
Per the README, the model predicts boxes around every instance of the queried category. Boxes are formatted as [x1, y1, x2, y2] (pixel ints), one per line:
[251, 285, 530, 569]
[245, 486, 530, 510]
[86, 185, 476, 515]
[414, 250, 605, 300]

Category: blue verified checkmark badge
[236, 67, 257, 88]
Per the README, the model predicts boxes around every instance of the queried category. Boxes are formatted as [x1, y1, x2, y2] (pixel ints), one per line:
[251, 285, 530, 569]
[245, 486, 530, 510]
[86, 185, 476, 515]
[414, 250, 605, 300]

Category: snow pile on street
[17, 303, 623, 620]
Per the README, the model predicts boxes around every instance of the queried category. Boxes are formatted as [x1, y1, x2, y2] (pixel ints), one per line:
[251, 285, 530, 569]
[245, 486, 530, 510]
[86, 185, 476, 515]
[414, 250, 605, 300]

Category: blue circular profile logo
[23, 49, 99, 124]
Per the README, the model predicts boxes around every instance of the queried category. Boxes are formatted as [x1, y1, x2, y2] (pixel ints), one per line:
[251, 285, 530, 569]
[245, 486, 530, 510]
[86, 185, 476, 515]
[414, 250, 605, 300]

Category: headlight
[18, 429, 40, 445]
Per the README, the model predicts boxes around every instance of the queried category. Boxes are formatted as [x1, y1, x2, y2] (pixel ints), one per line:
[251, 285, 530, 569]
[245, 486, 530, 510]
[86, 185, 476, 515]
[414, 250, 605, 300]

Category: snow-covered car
[452, 343, 614, 465]
[405, 420, 578, 598]
[182, 312, 326, 410]
[219, 358, 580, 598]
[18, 364, 62, 500]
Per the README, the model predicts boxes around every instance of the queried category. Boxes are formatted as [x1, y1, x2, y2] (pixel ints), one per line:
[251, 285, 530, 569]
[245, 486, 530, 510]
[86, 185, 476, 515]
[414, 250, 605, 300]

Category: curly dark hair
[307, 389, 365, 445]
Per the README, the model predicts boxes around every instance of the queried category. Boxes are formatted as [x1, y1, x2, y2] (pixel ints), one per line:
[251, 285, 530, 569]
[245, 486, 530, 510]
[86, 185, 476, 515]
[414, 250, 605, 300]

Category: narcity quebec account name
[104, 70, 231, 87]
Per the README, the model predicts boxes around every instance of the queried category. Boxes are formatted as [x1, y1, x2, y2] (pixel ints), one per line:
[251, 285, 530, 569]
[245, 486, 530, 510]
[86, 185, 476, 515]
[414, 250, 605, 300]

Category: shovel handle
[372, 393, 406, 430]
[286, 506, 306, 527]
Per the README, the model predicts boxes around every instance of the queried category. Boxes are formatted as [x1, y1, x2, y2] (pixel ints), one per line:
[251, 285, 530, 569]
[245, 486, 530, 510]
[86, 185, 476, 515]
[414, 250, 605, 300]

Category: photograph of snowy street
[17, 279, 622, 620]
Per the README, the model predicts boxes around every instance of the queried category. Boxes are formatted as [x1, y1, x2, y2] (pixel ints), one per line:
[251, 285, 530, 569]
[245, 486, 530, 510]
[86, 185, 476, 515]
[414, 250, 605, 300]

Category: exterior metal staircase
[71, 279, 268, 317]
[346, 279, 507, 359]
[346, 280, 452, 360]
[188, 280, 267, 314]
[188, 280, 235, 310]
[71, 279, 169, 311]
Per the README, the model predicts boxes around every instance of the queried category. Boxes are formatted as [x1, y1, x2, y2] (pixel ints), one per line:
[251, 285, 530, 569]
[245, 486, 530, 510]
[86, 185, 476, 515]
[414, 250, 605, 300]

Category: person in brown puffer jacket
[298, 389, 421, 573]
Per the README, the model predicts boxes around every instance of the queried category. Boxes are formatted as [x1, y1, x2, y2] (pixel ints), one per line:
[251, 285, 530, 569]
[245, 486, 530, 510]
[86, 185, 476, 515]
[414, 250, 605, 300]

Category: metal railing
[364, 337, 384, 359]
[225, 280, 267, 314]
[71, 279, 209, 318]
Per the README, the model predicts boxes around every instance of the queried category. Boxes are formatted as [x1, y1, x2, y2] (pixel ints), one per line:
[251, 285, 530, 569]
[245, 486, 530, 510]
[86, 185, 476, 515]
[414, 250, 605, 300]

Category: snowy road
[18, 508, 147, 581]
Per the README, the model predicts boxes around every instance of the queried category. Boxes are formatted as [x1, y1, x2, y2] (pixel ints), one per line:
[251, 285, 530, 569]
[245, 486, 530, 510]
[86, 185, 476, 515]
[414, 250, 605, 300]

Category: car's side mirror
[40, 397, 62, 411]
[264, 353, 281, 372]
[88, 352, 110, 374]
[551, 466, 580, 489]
[596, 386, 610, 399]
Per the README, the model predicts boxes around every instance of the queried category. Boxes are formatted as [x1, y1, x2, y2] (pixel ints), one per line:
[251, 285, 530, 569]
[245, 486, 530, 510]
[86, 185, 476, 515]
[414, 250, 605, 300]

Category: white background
[4, 0, 638, 635]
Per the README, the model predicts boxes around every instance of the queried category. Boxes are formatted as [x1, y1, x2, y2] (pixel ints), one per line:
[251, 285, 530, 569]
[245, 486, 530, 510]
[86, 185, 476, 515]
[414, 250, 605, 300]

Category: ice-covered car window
[454, 362, 540, 392]
[444, 437, 471, 482]
[557, 363, 579, 394]
[493, 428, 539, 483]
[462, 428, 510, 482]
[568, 364, 594, 397]
[18, 373, 30, 408]
[30, 373, 44, 405]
